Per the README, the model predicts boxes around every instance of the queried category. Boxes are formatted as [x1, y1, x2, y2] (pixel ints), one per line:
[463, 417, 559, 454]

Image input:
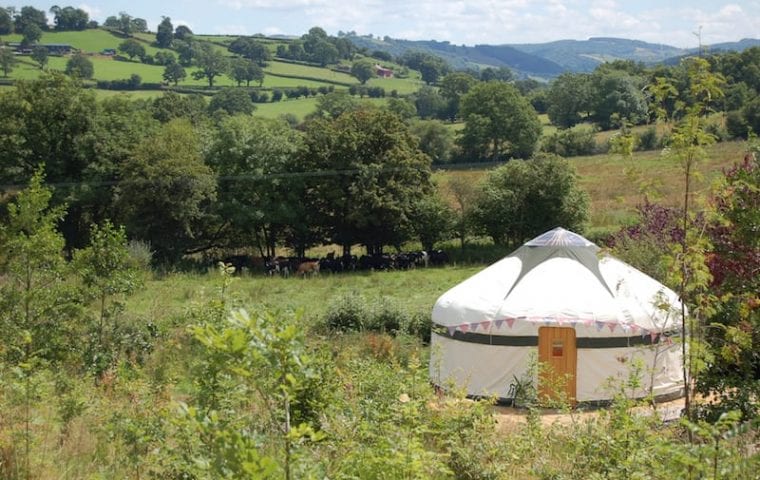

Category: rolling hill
[0, 28, 426, 120]
[345, 34, 759, 78]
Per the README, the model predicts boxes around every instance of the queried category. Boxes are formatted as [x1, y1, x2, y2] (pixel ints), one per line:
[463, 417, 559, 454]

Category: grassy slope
[4, 29, 421, 91]
[436, 140, 748, 234]
[253, 97, 388, 120]
[266, 60, 356, 83]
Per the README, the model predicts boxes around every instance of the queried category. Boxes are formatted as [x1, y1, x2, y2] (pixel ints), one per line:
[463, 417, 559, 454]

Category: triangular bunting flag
[470, 322, 479, 332]
[595, 321, 605, 332]
[494, 319, 505, 329]
[506, 318, 515, 329]
[650, 332, 659, 343]
[620, 324, 630, 332]
[630, 325, 639, 334]
[447, 326, 456, 336]
[459, 323, 470, 333]
[556, 317, 564, 326]
[607, 322, 617, 333]
[480, 320, 492, 331]
[583, 318, 594, 326]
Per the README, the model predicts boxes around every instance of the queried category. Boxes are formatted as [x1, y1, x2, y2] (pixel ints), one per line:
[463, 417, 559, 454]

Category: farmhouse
[44, 43, 74, 55]
[429, 227, 684, 405]
[375, 64, 393, 78]
[7, 43, 74, 55]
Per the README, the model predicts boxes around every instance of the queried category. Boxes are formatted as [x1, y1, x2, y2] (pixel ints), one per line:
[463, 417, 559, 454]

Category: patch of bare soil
[493, 396, 686, 432]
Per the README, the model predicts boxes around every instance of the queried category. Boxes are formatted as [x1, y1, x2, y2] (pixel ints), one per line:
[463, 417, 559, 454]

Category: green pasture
[253, 96, 388, 121]
[365, 75, 424, 95]
[92, 89, 169, 99]
[266, 60, 357, 84]
[538, 114, 558, 136]
[127, 265, 480, 324]
[253, 97, 320, 119]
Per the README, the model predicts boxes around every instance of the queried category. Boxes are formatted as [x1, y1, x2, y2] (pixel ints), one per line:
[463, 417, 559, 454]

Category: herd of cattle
[222, 250, 450, 277]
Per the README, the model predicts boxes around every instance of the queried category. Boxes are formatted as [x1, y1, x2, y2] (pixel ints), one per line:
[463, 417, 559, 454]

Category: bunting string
[440, 315, 673, 341]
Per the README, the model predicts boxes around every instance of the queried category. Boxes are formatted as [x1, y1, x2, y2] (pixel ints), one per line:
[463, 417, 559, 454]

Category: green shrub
[323, 294, 431, 341]
[726, 110, 749, 139]
[637, 126, 659, 151]
[367, 297, 406, 333]
[541, 126, 598, 157]
[126, 240, 154, 271]
[324, 293, 368, 331]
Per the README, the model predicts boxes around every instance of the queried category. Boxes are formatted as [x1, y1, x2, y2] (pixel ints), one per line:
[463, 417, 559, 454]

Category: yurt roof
[432, 228, 682, 336]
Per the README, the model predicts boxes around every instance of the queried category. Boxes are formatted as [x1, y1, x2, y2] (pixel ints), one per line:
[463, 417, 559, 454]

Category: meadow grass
[253, 96, 388, 120]
[365, 75, 424, 95]
[436, 140, 749, 233]
[92, 89, 170, 99]
[127, 265, 481, 326]
[266, 60, 357, 83]
[538, 113, 558, 136]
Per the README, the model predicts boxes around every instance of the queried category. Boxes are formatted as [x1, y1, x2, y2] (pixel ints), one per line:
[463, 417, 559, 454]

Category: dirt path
[493, 397, 685, 431]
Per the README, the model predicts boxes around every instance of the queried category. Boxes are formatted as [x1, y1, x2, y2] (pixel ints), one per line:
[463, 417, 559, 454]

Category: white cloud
[214, 24, 251, 35]
[208, 0, 760, 47]
[217, 0, 332, 9]
[174, 19, 194, 30]
[262, 26, 283, 35]
[78, 3, 102, 21]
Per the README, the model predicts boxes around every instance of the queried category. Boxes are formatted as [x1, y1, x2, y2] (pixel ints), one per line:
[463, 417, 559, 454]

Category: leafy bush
[97, 74, 142, 90]
[126, 240, 154, 270]
[541, 126, 598, 157]
[726, 110, 749, 139]
[367, 297, 406, 333]
[324, 293, 368, 331]
[367, 86, 385, 98]
[323, 294, 430, 341]
[637, 125, 659, 150]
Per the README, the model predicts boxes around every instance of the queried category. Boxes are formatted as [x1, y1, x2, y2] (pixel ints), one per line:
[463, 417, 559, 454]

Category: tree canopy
[118, 39, 145, 61]
[350, 59, 375, 84]
[458, 82, 542, 161]
[299, 107, 433, 254]
[156, 16, 174, 48]
[471, 153, 589, 246]
[50, 5, 89, 31]
[65, 52, 94, 79]
[192, 43, 228, 87]
[117, 120, 216, 264]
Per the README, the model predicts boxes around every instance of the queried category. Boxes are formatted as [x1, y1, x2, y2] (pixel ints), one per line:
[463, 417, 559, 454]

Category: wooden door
[538, 327, 577, 404]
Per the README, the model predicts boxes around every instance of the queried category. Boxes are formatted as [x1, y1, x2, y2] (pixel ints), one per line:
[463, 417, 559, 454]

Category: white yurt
[429, 227, 684, 404]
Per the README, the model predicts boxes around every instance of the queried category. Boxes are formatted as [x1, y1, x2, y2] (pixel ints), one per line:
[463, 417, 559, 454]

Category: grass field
[3, 28, 426, 115]
[253, 96, 388, 120]
[436, 140, 749, 235]
[266, 60, 356, 84]
[366, 74, 425, 95]
[128, 265, 480, 325]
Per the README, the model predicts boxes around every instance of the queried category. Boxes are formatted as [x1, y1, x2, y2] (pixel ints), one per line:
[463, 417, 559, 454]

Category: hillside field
[2, 28, 423, 108]
[436, 140, 749, 235]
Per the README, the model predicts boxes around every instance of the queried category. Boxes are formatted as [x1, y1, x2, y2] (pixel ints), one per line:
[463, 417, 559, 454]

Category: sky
[13, 0, 760, 48]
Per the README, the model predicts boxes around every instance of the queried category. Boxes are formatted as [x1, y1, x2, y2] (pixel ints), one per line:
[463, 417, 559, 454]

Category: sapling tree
[73, 220, 141, 374]
[191, 307, 321, 479]
[0, 169, 82, 479]
[653, 57, 725, 424]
